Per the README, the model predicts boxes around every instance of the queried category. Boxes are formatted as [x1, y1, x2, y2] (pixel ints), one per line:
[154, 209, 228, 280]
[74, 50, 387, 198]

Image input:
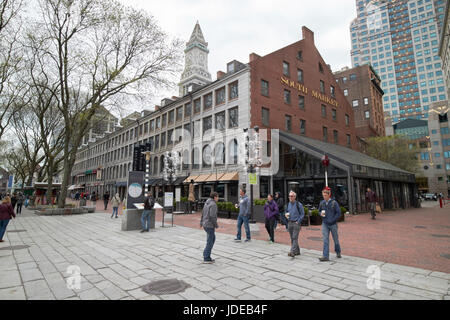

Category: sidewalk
[70, 198, 450, 273]
[0, 206, 449, 300]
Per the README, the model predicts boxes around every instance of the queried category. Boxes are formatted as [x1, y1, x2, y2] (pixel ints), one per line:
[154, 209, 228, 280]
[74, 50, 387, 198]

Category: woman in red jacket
[0, 196, 16, 242]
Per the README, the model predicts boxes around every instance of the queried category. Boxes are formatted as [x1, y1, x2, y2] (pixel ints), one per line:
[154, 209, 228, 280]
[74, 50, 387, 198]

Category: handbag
[375, 203, 382, 213]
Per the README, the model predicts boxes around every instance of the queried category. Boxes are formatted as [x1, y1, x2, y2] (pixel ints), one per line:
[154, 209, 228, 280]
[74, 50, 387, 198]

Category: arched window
[202, 145, 212, 168]
[214, 142, 225, 166]
[160, 156, 165, 173]
[192, 147, 200, 169]
[119, 165, 123, 178]
[153, 156, 158, 174]
[182, 150, 189, 170]
[228, 139, 238, 165]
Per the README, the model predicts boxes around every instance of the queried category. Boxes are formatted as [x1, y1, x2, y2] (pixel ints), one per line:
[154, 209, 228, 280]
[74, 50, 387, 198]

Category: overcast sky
[119, 0, 357, 113]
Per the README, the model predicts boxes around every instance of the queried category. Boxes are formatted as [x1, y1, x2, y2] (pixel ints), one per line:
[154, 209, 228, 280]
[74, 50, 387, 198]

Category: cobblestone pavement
[1, 207, 448, 300]
[74, 198, 450, 273]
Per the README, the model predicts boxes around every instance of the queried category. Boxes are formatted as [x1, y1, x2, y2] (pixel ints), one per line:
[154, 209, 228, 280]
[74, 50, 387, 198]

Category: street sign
[175, 188, 181, 202]
[249, 173, 257, 185]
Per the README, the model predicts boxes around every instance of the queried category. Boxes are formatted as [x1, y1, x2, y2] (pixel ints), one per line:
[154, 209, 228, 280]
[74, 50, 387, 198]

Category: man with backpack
[285, 191, 305, 257]
[140, 193, 155, 233]
[318, 186, 342, 262]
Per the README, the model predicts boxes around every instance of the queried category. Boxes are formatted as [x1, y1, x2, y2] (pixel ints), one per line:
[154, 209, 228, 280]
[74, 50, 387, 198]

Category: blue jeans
[203, 227, 216, 261]
[141, 210, 152, 231]
[111, 207, 118, 218]
[0, 219, 10, 240]
[236, 215, 251, 240]
[322, 223, 341, 258]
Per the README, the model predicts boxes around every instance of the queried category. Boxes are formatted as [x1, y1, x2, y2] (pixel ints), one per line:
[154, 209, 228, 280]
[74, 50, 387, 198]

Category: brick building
[334, 64, 386, 139]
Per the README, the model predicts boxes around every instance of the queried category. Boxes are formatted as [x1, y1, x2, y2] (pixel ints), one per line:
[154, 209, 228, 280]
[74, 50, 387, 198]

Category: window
[215, 111, 225, 131]
[300, 119, 306, 134]
[167, 129, 174, 145]
[321, 105, 326, 118]
[161, 114, 167, 127]
[203, 116, 212, 135]
[194, 99, 201, 114]
[332, 109, 337, 121]
[262, 107, 270, 126]
[297, 51, 303, 60]
[333, 130, 338, 144]
[156, 117, 160, 130]
[323, 127, 328, 142]
[345, 114, 350, 126]
[215, 87, 225, 105]
[298, 95, 305, 109]
[160, 132, 166, 148]
[144, 122, 149, 134]
[346, 134, 351, 147]
[229, 81, 238, 100]
[184, 103, 191, 117]
[319, 62, 324, 73]
[203, 93, 213, 110]
[320, 80, 325, 94]
[344, 89, 348, 96]
[364, 97, 369, 105]
[176, 107, 183, 122]
[150, 119, 155, 132]
[352, 100, 359, 107]
[330, 85, 335, 98]
[284, 89, 291, 104]
[285, 115, 292, 131]
[283, 61, 290, 76]
[168, 110, 175, 124]
[297, 69, 303, 83]
[202, 145, 212, 168]
[228, 107, 238, 128]
[261, 79, 269, 96]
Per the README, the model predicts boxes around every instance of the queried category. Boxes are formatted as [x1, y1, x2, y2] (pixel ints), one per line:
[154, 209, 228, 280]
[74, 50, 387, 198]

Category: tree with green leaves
[365, 135, 420, 174]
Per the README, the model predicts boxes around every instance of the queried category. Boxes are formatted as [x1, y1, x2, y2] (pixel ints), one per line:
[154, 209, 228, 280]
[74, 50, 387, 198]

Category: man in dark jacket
[103, 191, 110, 210]
[365, 187, 377, 220]
[200, 192, 219, 263]
[318, 187, 342, 262]
[140, 193, 155, 232]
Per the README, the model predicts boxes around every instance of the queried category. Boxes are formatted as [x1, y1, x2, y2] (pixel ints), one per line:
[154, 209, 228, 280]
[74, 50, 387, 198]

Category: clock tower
[179, 21, 212, 96]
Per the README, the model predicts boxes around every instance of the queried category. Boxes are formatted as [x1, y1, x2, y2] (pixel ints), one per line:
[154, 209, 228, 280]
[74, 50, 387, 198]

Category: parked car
[424, 193, 437, 201]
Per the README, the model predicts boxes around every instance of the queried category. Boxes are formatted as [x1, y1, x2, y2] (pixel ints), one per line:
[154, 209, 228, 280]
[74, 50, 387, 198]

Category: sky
[119, 0, 358, 114]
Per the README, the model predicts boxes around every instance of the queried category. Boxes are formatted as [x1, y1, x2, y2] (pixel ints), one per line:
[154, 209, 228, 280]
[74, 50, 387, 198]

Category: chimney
[155, 105, 160, 111]
[249, 53, 261, 62]
[217, 71, 226, 79]
[302, 26, 314, 44]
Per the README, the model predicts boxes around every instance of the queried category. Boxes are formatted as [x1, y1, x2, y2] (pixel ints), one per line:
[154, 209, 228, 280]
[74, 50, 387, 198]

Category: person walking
[318, 187, 342, 262]
[0, 196, 16, 242]
[234, 188, 251, 242]
[275, 192, 288, 230]
[103, 191, 110, 210]
[10, 193, 17, 211]
[140, 193, 155, 232]
[365, 187, 377, 220]
[200, 192, 219, 263]
[285, 191, 305, 257]
[187, 179, 196, 214]
[110, 193, 121, 218]
[16, 193, 24, 214]
[264, 194, 279, 243]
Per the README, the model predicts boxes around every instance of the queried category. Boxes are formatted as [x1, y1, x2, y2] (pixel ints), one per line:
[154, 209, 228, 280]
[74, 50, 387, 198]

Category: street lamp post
[244, 126, 262, 224]
[322, 154, 330, 187]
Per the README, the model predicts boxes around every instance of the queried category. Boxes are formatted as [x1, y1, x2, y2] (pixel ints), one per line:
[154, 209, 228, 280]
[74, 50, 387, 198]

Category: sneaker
[139, 230, 146, 233]
[203, 259, 215, 264]
[294, 252, 301, 256]
[0, 240, 4, 242]
[268, 240, 274, 244]
[244, 239, 251, 242]
[337, 253, 342, 258]
[288, 252, 295, 257]
[115, 216, 118, 219]
[234, 238, 241, 242]
[319, 256, 329, 262]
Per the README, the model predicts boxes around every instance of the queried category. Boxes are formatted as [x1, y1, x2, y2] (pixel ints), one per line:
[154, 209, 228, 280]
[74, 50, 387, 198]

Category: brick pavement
[74, 198, 450, 273]
[0, 204, 448, 300]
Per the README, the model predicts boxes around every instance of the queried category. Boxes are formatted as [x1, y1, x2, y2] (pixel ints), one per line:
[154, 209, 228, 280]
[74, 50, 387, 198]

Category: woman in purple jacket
[264, 194, 279, 243]
[0, 196, 16, 242]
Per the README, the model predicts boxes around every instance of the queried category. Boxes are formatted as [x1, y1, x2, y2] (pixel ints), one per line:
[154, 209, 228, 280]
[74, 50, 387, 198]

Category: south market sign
[280, 75, 339, 108]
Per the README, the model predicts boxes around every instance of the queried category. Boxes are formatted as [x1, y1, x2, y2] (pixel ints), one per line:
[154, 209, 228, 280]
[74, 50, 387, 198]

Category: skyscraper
[350, 0, 448, 131]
